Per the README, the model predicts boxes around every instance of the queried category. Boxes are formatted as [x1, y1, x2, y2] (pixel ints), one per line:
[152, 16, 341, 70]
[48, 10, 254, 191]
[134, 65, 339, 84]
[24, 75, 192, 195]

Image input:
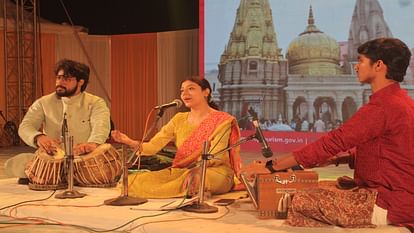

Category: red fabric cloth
[293, 83, 414, 226]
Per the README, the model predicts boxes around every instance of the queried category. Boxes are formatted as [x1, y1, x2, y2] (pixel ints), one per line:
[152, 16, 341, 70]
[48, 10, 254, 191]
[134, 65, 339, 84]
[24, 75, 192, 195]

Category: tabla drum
[25, 148, 68, 191]
[73, 143, 122, 188]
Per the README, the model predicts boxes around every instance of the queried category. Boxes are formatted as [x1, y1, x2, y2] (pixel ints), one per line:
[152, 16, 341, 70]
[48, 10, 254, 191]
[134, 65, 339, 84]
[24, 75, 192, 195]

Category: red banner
[240, 130, 326, 153]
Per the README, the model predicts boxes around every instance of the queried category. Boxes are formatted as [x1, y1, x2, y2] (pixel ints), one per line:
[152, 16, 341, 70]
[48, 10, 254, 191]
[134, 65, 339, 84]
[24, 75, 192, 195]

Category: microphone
[248, 108, 273, 158]
[61, 97, 69, 118]
[62, 113, 71, 154]
[154, 99, 183, 110]
[61, 98, 69, 138]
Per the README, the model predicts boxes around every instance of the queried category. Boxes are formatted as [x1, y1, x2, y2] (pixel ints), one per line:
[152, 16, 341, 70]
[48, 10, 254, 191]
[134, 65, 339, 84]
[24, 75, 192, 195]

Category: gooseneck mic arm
[127, 99, 182, 166]
[154, 99, 183, 110]
[145, 99, 183, 140]
[252, 120, 273, 158]
[211, 134, 256, 158]
[55, 113, 86, 199]
[248, 108, 273, 158]
[62, 113, 69, 153]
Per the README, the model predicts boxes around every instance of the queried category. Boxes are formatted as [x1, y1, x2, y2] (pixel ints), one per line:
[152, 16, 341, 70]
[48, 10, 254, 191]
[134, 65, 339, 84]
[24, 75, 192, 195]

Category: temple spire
[300, 5, 321, 35]
[347, 0, 393, 61]
[308, 5, 314, 25]
[220, 0, 281, 63]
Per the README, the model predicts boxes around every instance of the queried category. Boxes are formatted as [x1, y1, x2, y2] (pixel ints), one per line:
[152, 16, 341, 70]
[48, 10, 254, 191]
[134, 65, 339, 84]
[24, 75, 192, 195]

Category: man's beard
[55, 85, 77, 97]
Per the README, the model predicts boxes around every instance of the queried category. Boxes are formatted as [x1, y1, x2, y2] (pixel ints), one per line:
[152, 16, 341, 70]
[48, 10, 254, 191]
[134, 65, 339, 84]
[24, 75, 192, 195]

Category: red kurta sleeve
[293, 103, 386, 168]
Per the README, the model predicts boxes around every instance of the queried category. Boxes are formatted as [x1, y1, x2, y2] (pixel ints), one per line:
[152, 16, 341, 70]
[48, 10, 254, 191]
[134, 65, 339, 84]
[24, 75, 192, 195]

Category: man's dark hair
[357, 38, 412, 82]
[54, 59, 90, 92]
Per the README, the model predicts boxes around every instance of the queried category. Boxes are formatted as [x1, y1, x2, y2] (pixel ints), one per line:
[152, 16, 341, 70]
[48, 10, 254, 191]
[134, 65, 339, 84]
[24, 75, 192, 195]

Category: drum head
[78, 143, 113, 159]
[35, 148, 65, 161]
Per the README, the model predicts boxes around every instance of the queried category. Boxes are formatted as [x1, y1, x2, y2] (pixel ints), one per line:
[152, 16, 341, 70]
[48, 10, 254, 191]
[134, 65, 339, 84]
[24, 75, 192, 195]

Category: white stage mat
[0, 178, 409, 233]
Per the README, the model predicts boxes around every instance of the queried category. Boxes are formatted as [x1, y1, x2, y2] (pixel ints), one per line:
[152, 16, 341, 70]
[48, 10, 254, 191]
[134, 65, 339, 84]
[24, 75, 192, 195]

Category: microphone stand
[127, 106, 166, 166]
[104, 144, 147, 206]
[143, 108, 166, 141]
[181, 141, 218, 213]
[182, 134, 258, 213]
[56, 114, 86, 199]
[104, 107, 167, 206]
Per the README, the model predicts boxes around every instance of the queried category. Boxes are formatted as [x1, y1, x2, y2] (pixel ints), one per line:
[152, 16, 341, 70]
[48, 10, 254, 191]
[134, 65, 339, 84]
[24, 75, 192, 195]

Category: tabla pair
[24, 143, 123, 191]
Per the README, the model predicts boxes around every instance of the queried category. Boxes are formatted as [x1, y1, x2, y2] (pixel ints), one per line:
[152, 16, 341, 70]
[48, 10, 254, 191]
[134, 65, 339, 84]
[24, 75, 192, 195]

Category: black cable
[57, 0, 111, 102]
[36, 1, 44, 96]
[89, 182, 194, 232]
[0, 220, 128, 233]
[57, 0, 75, 26]
[0, 190, 56, 211]
[208, 115, 249, 155]
[208, 126, 231, 155]
[62, 114, 245, 232]
[89, 172, 194, 232]
[128, 205, 231, 232]
[0, 157, 228, 233]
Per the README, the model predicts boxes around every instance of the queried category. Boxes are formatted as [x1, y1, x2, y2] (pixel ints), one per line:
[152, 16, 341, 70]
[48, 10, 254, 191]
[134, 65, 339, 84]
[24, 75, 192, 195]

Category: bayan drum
[73, 143, 122, 187]
[25, 148, 68, 191]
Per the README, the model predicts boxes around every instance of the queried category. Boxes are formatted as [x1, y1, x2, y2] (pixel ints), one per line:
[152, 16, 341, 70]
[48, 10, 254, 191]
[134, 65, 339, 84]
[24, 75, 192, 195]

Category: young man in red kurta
[261, 38, 413, 228]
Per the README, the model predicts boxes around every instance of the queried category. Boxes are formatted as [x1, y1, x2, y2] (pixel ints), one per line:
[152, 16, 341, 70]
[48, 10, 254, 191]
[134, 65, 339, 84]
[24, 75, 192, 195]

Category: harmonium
[241, 170, 319, 219]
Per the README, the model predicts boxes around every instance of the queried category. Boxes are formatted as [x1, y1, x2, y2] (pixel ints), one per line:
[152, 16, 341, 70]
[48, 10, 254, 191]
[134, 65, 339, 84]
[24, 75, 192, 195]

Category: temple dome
[287, 6, 343, 75]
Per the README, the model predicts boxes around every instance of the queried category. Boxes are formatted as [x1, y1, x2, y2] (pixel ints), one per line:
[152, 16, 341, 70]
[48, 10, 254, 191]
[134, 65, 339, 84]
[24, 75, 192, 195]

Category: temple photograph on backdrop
[205, 0, 414, 154]
[0, 0, 413, 232]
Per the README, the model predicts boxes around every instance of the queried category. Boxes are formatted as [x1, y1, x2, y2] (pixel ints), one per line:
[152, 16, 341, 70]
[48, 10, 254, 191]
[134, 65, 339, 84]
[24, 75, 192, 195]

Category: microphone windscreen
[173, 99, 183, 108]
[262, 148, 273, 158]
